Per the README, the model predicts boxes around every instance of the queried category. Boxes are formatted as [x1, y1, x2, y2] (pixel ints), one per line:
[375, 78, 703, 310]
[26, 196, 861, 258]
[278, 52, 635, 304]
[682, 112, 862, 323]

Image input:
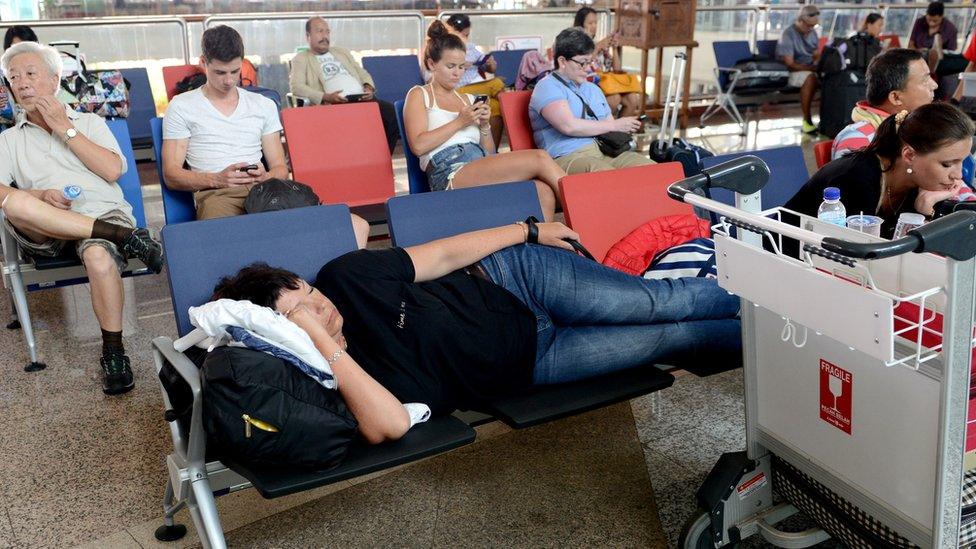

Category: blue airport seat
[150, 117, 196, 225]
[162, 205, 358, 337]
[711, 41, 752, 92]
[386, 181, 544, 247]
[119, 67, 156, 149]
[243, 85, 281, 109]
[755, 39, 778, 59]
[490, 49, 532, 88]
[2, 118, 153, 370]
[702, 145, 809, 209]
[107, 118, 147, 229]
[394, 99, 430, 194]
[362, 55, 424, 105]
[384, 183, 675, 428]
[153, 205, 475, 547]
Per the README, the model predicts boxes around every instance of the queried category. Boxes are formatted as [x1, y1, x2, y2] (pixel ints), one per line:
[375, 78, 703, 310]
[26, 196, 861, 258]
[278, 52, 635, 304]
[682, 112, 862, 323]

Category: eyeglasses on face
[567, 57, 593, 68]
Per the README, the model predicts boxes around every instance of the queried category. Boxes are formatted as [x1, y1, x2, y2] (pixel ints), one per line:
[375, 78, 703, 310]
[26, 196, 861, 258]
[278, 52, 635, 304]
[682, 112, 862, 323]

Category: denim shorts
[426, 143, 487, 191]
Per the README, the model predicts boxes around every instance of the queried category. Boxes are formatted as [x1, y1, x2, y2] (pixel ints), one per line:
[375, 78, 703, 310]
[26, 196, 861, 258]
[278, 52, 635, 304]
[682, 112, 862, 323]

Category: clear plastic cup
[893, 212, 925, 239]
[846, 214, 883, 237]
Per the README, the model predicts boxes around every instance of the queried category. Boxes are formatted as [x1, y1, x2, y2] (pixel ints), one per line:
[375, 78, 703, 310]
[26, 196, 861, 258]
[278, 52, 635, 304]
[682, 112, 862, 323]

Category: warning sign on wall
[819, 359, 853, 435]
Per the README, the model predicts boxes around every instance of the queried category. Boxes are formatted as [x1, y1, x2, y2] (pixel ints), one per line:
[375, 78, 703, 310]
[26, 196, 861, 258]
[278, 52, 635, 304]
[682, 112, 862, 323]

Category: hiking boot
[120, 228, 164, 274]
[100, 352, 134, 395]
[802, 119, 818, 134]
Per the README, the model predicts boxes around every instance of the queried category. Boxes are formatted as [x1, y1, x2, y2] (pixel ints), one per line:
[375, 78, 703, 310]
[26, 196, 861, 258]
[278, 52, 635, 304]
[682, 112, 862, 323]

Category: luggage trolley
[671, 156, 976, 548]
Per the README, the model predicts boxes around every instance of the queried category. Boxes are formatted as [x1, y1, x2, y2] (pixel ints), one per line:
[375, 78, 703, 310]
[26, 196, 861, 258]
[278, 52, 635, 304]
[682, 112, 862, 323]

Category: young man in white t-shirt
[162, 25, 289, 221]
[288, 17, 400, 153]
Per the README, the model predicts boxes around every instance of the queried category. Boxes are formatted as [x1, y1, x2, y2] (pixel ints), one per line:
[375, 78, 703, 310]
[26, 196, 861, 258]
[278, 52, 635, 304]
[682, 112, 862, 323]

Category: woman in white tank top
[404, 21, 566, 221]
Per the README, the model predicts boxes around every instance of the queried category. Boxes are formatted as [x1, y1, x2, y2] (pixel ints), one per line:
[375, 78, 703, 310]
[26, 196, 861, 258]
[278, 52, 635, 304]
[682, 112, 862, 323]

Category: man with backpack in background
[776, 5, 821, 134]
[289, 16, 399, 154]
[831, 49, 935, 160]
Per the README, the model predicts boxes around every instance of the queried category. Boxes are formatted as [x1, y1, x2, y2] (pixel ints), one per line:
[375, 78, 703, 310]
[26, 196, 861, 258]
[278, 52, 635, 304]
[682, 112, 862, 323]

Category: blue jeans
[480, 244, 742, 385]
[426, 143, 487, 191]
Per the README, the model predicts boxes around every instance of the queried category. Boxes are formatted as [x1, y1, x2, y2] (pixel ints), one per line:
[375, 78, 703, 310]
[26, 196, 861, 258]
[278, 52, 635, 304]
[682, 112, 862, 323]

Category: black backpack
[244, 178, 320, 214]
[202, 346, 358, 470]
[174, 73, 207, 96]
[818, 33, 882, 76]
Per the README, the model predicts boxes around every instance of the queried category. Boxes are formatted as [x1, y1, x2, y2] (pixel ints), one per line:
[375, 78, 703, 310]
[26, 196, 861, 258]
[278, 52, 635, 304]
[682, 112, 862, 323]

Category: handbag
[597, 71, 641, 95]
[551, 73, 633, 158]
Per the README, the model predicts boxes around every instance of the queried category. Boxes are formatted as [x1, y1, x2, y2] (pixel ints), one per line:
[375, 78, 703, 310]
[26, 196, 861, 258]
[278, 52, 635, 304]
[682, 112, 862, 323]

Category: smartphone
[238, 164, 259, 173]
[344, 93, 368, 103]
[473, 94, 489, 105]
[637, 114, 648, 122]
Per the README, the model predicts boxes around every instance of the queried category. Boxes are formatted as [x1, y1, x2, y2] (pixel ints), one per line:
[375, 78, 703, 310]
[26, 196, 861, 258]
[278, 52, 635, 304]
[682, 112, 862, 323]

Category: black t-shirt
[784, 151, 918, 239]
[314, 248, 537, 415]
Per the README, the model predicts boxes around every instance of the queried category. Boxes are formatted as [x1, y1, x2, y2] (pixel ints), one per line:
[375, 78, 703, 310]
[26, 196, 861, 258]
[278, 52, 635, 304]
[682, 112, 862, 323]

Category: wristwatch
[63, 127, 77, 141]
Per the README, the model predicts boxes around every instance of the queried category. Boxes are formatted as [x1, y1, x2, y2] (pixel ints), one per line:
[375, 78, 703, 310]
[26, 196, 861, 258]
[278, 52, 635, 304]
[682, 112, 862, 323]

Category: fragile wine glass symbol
[828, 375, 843, 411]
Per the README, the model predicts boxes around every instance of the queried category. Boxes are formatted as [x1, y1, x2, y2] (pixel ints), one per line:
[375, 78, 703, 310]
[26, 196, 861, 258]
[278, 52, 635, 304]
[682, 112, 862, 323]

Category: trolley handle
[666, 155, 768, 201]
[668, 156, 976, 261]
[822, 211, 976, 261]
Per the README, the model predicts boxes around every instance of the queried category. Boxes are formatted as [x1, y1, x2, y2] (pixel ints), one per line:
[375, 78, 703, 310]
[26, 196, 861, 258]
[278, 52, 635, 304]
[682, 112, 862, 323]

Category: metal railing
[5, 5, 974, 109]
[0, 17, 190, 64]
[437, 8, 612, 51]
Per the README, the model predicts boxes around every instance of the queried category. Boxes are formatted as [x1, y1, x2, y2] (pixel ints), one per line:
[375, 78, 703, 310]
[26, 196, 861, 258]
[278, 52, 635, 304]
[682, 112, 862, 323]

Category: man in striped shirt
[831, 49, 936, 161]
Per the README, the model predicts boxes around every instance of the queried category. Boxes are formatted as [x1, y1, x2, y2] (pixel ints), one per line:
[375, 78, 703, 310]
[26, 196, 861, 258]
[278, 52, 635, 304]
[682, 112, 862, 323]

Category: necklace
[882, 173, 908, 214]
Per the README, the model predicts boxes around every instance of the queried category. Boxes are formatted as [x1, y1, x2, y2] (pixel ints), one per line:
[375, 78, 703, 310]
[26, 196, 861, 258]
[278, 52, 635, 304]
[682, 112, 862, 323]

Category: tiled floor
[0, 106, 837, 548]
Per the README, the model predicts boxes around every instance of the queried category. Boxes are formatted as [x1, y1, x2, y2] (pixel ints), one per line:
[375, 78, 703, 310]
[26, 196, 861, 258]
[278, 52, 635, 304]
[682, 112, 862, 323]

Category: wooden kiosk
[615, 0, 697, 125]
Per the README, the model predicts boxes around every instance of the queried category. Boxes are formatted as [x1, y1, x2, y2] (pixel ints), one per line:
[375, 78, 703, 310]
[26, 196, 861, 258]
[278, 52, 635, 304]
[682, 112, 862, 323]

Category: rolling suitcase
[818, 69, 865, 138]
[648, 51, 713, 176]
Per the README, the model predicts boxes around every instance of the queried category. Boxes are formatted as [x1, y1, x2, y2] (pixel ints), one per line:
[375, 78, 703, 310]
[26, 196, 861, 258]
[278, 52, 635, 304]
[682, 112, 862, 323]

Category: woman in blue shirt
[529, 28, 648, 175]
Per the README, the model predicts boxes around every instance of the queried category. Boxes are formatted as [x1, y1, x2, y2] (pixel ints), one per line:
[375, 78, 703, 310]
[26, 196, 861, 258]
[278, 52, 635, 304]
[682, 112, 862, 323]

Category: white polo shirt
[0, 106, 133, 223]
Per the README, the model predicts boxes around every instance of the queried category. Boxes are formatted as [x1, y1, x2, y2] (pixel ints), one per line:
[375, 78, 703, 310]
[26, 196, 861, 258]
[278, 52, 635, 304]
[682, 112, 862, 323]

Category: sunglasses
[806, 11, 820, 17]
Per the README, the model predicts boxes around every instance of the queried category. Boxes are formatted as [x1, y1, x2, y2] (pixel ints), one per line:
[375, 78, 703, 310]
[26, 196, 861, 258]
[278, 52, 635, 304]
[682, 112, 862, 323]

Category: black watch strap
[525, 216, 539, 244]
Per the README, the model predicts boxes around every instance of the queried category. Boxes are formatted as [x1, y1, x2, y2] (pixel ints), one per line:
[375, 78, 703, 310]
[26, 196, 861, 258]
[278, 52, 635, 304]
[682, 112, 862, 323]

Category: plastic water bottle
[893, 212, 925, 239]
[62, 185, 83, 205]
[817, 187, 846, 226]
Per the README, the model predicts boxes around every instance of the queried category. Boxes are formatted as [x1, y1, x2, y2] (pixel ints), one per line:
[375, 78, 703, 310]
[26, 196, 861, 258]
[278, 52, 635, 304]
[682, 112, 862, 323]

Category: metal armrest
[286, 93, 312, 108]
[713, 67, 743, 95]
[152, 336, 207, 467]
[0, 210, 23, 290]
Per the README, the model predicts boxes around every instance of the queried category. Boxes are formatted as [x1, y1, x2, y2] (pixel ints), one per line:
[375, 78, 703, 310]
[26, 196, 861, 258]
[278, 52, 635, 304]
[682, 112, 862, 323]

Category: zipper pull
[243, 414, 252, 438]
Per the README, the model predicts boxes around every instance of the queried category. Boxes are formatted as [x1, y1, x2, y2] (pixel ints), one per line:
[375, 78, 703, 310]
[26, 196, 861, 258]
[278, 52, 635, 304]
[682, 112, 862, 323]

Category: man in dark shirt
[211, 221, 742, 443]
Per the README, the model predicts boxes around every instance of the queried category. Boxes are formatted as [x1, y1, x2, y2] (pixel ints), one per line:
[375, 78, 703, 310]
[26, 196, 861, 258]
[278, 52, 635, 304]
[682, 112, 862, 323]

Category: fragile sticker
[819, 358, 853, 435]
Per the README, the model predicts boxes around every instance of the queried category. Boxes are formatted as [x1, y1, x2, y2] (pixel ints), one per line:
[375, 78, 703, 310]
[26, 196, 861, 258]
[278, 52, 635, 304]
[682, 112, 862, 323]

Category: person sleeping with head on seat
[210, 220, 742, 444]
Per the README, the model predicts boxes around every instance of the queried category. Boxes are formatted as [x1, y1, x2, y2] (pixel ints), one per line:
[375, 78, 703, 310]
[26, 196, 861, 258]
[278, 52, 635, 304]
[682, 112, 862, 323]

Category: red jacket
[602, 214, 711, 275]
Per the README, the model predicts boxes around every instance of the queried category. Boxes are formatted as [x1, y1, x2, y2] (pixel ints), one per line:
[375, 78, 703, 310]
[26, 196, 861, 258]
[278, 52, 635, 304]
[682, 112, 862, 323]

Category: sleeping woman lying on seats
[210, 220, 742, 444]
[403, 21, 567, 221]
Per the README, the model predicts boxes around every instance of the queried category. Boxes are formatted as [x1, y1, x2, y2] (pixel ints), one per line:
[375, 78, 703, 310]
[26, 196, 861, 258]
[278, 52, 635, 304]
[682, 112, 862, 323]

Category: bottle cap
[823, 187, 840, 200]
[62, 185, 82, 200]
[897, 212, 925, 225]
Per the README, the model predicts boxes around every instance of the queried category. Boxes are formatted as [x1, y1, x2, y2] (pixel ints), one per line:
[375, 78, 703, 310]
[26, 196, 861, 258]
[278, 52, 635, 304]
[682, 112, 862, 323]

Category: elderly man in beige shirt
[289, 16, 399, 152]
[0, 42, 163, 395]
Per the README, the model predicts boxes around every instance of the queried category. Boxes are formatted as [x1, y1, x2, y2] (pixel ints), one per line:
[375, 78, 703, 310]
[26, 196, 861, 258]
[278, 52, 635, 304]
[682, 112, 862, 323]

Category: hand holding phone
[473, 94, 489, 105]
[238, 164, 259, 173]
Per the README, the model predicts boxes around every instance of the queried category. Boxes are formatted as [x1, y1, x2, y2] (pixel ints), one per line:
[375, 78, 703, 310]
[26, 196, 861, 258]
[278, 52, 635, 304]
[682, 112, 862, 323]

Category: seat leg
[699, 94, 725, 127]
[6, 292, 20, 330]
[187, 475, 226, 549]
[6, 267, 44, 371]
[154, 478, 188, 542]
